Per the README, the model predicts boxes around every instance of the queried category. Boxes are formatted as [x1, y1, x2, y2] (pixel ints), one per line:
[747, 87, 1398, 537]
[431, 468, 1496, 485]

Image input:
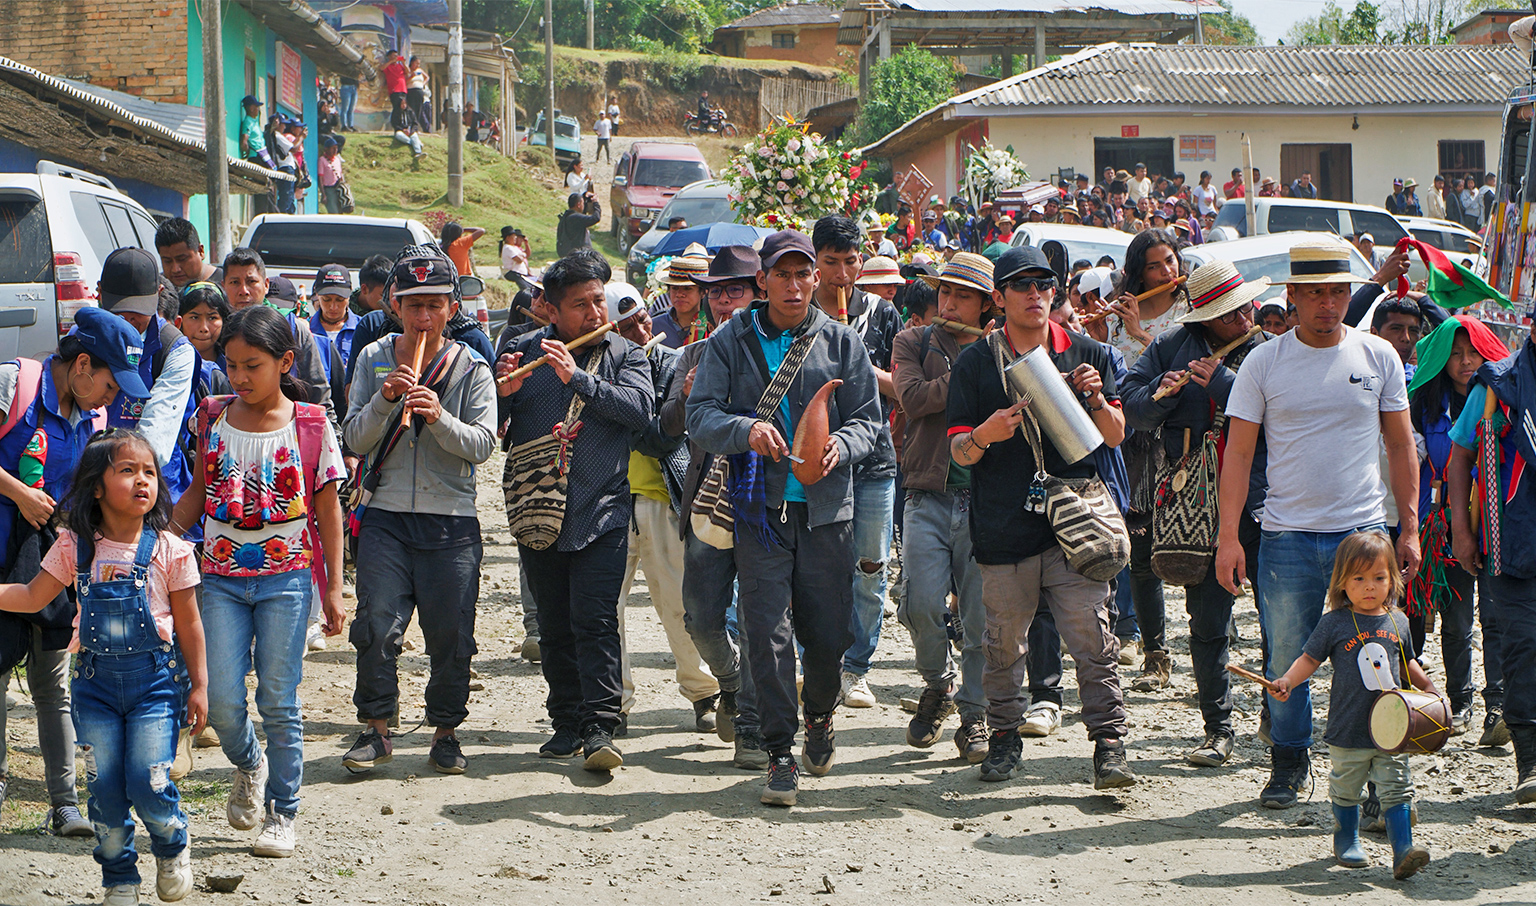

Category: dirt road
[5, 451, 1536, 904]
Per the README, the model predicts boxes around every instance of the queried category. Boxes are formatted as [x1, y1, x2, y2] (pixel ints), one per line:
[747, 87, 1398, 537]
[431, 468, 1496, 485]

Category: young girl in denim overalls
[0, 429, 205, 906]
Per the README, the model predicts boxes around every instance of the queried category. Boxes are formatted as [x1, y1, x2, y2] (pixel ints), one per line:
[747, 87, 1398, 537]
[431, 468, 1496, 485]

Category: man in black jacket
[1121, 259, 1271, 769]
[556, 191, 602, 258]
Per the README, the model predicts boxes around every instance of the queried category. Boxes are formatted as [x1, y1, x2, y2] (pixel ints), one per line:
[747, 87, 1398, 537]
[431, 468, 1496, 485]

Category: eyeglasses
[705, 284, 752, 301]
[1003, 277, 1056, 294]
[1216, 307, 1251, 326]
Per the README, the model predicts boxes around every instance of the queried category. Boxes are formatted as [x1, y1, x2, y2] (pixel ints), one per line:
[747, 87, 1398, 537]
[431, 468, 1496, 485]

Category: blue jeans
[202, 570, 311, 818]
[897, 489, 985, 721]
[1113, 567, 1139, 640]
[843, 474, 895, 676]
[339, 84, 357, 129]
[1257, 525, 1385, 749]
[276, 165, 297, 214]
[680, 529, 758, 733]
[72, 647, 187, 887]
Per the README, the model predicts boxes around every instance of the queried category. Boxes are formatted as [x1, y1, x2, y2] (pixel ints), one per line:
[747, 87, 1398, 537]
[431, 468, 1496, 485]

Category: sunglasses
[705, 284, 752, 301]
[1002, 277, 1056, 294]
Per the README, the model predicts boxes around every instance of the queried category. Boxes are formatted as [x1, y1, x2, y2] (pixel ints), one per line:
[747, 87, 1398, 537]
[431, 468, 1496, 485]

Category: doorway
[1280, 143, 1354, 202]
[1094, 138, 1176, 183]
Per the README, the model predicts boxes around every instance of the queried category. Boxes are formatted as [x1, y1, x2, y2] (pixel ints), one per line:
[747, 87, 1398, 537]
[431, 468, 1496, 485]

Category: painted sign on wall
[1180, 135, 1217, 161]
[279, 42, 303, 113]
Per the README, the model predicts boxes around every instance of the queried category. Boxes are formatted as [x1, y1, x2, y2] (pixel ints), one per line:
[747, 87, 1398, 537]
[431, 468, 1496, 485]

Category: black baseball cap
[241, 95, 262, 108]
[72, 308, 151, 398]
[759, 230, 815, 269]
[99, 248, 161, 317]
[994, 245, 1059, 283]
[390, 245, 457, 296]
[267, 275, 299, 313]
[311, 264, 351, 299]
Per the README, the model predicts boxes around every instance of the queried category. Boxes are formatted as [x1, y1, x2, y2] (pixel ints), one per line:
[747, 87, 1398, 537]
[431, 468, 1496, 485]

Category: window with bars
[1438, 140, 1486, 181]
[771, 32, 796, 49]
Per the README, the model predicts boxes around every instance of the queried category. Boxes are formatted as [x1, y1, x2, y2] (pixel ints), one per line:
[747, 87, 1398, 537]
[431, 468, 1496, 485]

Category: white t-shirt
[1226, 326, 1408, 533]
[595, 117, 611, 140]
[1193, 184, 1219, 216]
[1127, 176, 1152, 202]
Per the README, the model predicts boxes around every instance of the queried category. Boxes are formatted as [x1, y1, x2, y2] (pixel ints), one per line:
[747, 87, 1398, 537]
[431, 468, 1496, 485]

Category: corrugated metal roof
[960, 42, 1525, 110]
[895, 0, 1210, 12]
[63, 79, 207, 145]
[723, 3, 841, 30]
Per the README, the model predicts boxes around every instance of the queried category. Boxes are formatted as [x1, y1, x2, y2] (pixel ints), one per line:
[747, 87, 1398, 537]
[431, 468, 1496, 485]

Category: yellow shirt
[627, 451, 671, 505]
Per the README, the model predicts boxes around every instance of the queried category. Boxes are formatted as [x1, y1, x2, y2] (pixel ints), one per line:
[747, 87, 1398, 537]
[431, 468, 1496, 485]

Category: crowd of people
[5, 199, 1536, 903]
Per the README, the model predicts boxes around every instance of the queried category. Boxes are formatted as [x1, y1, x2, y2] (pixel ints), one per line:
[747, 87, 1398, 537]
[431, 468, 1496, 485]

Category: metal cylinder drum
[1002, 346, 1104, 464]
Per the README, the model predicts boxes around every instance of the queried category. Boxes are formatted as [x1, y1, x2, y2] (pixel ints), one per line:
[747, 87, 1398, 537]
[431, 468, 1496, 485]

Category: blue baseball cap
[72, 307, 151, 399]
[241, 95, 262, 109]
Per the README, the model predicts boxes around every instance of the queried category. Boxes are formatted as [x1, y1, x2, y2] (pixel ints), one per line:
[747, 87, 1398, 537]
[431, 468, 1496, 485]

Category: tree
[1282, 0, 1462, 46]
[1202, 0, 1260, 45]
[1282, 0, 1381, 44]
[854, 46, 957, 147]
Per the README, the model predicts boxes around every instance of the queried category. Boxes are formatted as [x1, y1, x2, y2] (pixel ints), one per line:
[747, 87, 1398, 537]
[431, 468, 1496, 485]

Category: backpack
[196, 396, 332, 592]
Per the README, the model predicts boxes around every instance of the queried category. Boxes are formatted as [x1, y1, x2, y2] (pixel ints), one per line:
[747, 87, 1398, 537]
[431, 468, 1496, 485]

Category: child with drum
[1270, 531, 1443, 880]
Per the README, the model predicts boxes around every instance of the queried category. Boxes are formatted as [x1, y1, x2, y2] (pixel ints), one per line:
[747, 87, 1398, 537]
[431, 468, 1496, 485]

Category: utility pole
[544, 0, 556, 158]
[1194, 4, 1205, 44]
[202, 0, 231, 259]
[448, 0, 464, 207]
[585, 0, 594, 50]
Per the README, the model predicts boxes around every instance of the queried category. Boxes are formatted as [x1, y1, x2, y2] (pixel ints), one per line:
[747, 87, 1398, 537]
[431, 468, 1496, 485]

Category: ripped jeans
[71, 647, 187, 887]
[843, 474, 895, 676]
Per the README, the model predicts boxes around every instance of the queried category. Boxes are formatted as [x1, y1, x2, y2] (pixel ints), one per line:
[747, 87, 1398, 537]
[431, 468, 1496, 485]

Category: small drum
[1369, 690, 1452, 755]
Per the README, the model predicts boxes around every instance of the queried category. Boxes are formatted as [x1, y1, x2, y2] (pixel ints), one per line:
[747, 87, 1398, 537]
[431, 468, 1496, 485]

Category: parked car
[1181, 231, 1377, 288]
[523, 111, 582, 167]
[610, 142, 712, 251]
[1402, 215, 1484, 269]
[1208, 197, 1420, 280]
[624, 179, 736, 285]
[0, 160, 161, 361]
[1008, 223, 1133, 275]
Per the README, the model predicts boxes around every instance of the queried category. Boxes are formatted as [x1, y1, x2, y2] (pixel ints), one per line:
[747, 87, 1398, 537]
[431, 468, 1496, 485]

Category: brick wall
[738, 25, 841, 67]
[0, 0, 188, 102]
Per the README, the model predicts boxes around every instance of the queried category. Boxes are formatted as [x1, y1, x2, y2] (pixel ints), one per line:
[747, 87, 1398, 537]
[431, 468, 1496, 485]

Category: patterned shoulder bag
[502, 345, 605, 550]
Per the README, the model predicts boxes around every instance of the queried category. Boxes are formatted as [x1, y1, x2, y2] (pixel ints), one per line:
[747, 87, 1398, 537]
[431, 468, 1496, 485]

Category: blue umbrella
[650, 223, 775, 258]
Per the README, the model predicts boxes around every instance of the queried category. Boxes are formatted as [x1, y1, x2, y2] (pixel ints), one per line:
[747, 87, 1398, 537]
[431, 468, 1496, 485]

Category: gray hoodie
[343, 335, 497, 518]
[686, 302, 882, 528]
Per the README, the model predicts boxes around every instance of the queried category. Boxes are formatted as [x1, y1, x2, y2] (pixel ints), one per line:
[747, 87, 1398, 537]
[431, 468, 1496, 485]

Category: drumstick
[1151, 325, 1265, 401]
[519, 306, 549, 327]
[932, 316, 985, 337]
[1227, 663, 1281, 694]
[1082, 276, 1190, 326]
[402, 332, 426, 427]
[497, 322, 615, 384]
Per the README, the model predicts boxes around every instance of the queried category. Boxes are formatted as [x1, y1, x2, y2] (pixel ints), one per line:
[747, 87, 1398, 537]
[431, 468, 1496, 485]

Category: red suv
[610, 142, 711, 250]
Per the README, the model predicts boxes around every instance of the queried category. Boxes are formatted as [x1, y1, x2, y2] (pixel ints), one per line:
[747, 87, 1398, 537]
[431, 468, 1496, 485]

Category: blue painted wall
[0, 136, 185, 217]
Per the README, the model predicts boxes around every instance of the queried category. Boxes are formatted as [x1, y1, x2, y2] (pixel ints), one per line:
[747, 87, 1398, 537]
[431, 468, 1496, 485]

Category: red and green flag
[1394, 237, 1512, 310]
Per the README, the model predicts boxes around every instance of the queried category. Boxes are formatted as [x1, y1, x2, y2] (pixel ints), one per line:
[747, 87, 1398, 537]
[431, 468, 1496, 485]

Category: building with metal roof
[863, 42, 1525, 207]
[712, 3, 843, 66]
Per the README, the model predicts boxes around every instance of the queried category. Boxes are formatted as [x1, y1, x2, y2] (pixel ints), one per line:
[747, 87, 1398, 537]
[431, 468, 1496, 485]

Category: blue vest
[0, 358, 101, 564]
[106, 315, 196, 502]
[1477, 348, 1536, 579]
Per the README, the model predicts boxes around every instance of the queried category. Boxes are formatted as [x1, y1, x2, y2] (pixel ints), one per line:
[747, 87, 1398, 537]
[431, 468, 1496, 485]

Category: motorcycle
[477, 116, 502, 151]
[683, 109, 738, 138]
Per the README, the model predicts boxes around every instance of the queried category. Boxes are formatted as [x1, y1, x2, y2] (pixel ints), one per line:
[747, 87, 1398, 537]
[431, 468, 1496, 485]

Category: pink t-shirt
[42, 530, 201, 652]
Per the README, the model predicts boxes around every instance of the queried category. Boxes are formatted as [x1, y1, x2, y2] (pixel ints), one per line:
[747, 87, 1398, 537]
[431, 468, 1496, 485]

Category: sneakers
[538, 726, 582, 758]
[1480, 707, 1512, 747]
[342, 729, 393, 774]
[583, 726, 623, 772]
[429, 734, 467, 774]
[613, 713, 630, 738]
[51, 804, 92, 837]
[169, 728, 193, 781]
[734, 728, 769, 770]
[1020, 701, 1062, 738]
[694, 694, 719, 733]
[227, 754, 268, 830]
[521, 637, 542, 663]
[1115, 637, 1138, 666]
[155, 846, 193, 901]
[1131, 650, 1172, 692]
[252, 809, 295, 857]
[1187, 729, 1235, 767]
[1093, 739, 1137, 790]
[955, 718, 989, 765]
[102, 884, 139, 905]
[0, 774, 7, 815]
[906, 685, 957, 748]
[1261, 745, 1310, 809]
[1512, 726, 1536, 804]
[1450, 706, 1473, 736]
[305, 621, 327, 653]
[761, 752, 799, 806]
[716, 689, 739, 743]
[802, 713, 836, 775]
[979, 728, 1023, 782]
[840, 671, 876, 708]
[193, 725, 221, 749]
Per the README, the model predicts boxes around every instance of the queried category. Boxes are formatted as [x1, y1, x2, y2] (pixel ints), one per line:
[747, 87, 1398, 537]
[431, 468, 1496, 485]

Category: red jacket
[383, 60, 408, 94]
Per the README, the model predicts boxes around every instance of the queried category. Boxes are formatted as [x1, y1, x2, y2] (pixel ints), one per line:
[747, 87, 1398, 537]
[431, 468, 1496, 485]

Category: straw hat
[1286, 237, 1373, 284]
[662, 255, 709, 286]
[1177, 259, 1271, 324]
[920, 252, 994, 294]
[857, 256, 904, 285]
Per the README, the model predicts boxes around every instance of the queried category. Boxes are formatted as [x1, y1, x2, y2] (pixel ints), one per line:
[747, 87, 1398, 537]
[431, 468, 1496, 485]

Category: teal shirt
[752, 309, 806, 503]
[241, 114, 266, 156]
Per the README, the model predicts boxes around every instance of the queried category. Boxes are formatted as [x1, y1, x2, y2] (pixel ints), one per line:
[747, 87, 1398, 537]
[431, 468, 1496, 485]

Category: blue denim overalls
[70, 527, 189, 887]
